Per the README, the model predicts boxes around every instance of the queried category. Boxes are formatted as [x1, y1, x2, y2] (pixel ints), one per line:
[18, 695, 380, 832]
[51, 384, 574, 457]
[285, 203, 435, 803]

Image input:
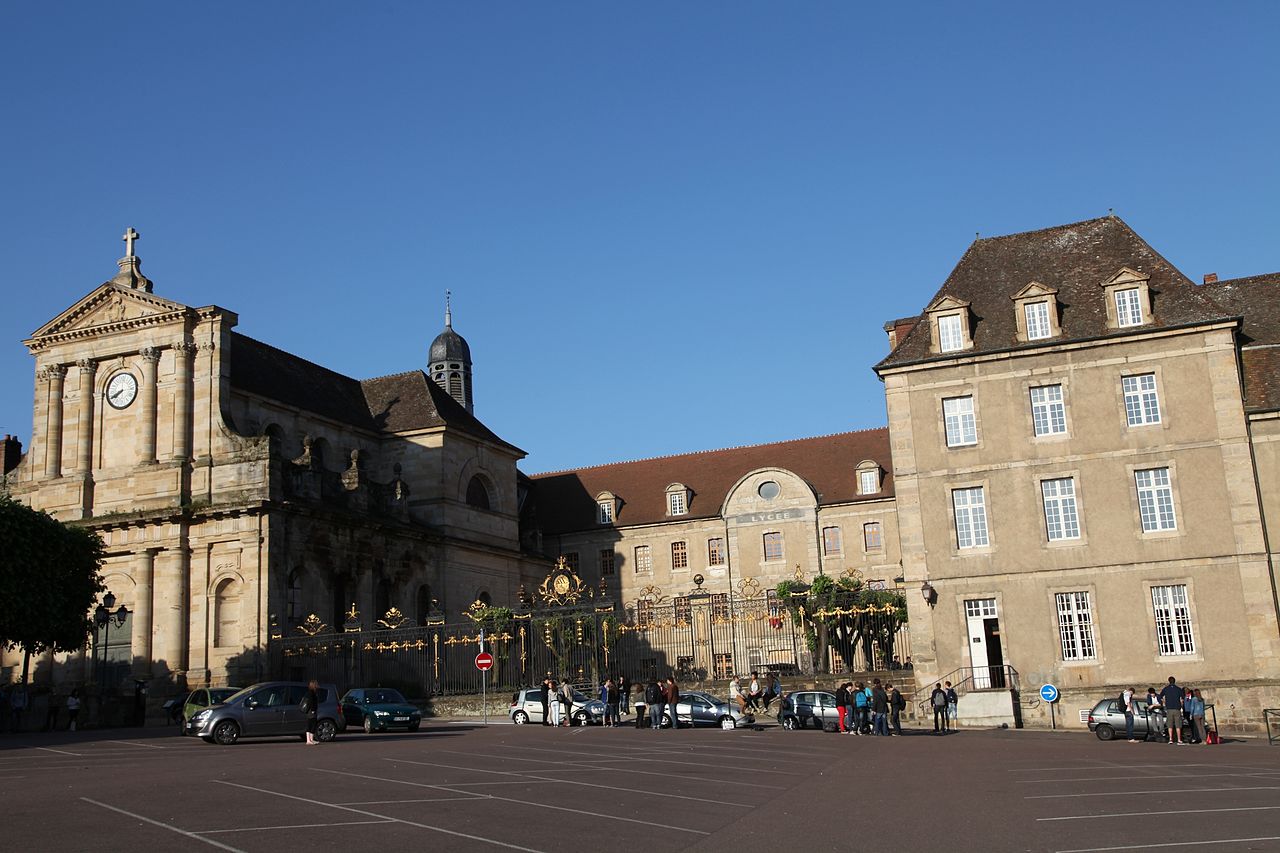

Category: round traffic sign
[475, 652, 494, 671]
[1039, 683, 1059, 703]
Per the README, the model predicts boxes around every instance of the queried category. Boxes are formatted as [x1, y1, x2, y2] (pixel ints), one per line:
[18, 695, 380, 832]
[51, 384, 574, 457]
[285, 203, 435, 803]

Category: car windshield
[364, 689, 407, 704]
[209, 688, 238, 703]
[571, 690, 590, 703]
[222, 686, 258, 705]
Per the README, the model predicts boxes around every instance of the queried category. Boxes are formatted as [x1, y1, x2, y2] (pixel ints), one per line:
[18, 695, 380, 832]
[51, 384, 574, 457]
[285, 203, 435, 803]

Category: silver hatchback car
[635, 690, 755, 729]
[185, 681, 345, 745]
[509, 687, 605, 725]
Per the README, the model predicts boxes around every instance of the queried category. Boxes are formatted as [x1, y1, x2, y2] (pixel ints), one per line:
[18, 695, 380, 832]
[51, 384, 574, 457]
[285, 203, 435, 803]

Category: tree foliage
[0, 495, 105, 658]
[775, 574, 908, 673]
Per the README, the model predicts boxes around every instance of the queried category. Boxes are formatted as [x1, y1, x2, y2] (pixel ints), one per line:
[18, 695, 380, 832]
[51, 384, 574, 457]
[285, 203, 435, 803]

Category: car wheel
[719, 716, 736, 730]
[212, 720, 239, 745]
[661, 714, 673, 729]
[363, 717, 376, 734]
[782, 715, 799, 730]
[1094, 723, 1115, 741]
[317, 719, 337, 742]
[408, 721, 420, 732]
[573, 711, 588, 727]
[513, 711, 529, 725]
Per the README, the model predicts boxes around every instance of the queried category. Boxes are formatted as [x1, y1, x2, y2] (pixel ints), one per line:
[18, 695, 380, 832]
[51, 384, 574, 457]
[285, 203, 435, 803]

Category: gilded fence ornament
[377, 607, 410, 629]
[737, 577, 763, 598]
[792, 564, 806, 583]
[297, 613, 328, 636]
[841, 567, 866, 584]
[519, 625, 527, 668]
[433, 632, 439, 678]
[343, 603, 362, 632]
[538, 556, 587, 605]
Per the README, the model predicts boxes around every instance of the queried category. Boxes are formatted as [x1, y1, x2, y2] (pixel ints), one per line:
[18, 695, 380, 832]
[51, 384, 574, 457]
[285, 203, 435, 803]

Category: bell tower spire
[427, 291, 474, 414]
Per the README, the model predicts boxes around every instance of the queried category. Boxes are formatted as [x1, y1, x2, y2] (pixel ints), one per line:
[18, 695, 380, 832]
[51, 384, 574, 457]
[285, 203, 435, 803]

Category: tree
[0, 495, 105, 684]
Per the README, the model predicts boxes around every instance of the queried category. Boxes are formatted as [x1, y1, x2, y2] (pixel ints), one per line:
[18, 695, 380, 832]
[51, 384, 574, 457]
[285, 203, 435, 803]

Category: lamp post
[94, 592, 129, 687]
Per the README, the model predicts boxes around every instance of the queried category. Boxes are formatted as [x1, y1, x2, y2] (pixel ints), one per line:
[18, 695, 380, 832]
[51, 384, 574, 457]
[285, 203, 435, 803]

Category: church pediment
[26, 284, 191, 350]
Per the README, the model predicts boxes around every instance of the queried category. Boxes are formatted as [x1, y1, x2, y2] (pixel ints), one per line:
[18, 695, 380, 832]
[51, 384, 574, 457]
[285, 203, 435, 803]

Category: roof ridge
[973, 214, 1117, 244]
[1206, 271, 1280, 287]
[529, 426, 888, 477]
[361, 368, 427, 384]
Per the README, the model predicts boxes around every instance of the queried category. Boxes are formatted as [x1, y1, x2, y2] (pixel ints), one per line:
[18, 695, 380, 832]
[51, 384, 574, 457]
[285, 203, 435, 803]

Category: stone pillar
[43, 365, 67, 478]
[131, 549, 155, 678]
[152, 548, 189, 681]
[171, 342, 196, 461]
[138, 347, 160, 464]
[75, 359, 96, 475]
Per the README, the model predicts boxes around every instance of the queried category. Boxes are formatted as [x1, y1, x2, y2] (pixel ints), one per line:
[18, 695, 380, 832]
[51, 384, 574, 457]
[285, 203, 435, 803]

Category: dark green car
[340, 688, 422, 733]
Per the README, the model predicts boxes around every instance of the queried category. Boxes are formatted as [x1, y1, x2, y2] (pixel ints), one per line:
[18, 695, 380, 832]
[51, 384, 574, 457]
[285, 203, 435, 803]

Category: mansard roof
[1203, 272, 1280, 411]
[529, 428, 893, 535]
[876, 216, 1232, 370]
[229, 333, 520, 451]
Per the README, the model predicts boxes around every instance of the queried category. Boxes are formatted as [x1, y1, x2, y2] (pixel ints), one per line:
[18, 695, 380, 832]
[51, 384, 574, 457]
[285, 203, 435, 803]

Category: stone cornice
[25, 307, 195, 352]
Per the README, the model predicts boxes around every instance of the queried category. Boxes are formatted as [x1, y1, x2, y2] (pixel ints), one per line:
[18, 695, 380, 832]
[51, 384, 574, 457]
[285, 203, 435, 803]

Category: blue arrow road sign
[1040, 683, 1059, 703]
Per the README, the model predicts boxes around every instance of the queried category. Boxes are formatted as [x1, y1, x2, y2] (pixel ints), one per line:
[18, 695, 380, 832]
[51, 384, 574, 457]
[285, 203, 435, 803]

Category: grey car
[634, 690, 755, 729]
[509, 687, 605, 725]
[778, 690, 839, 730]
[1087, 697, 1165, 741]
[185, 681, 345, 745]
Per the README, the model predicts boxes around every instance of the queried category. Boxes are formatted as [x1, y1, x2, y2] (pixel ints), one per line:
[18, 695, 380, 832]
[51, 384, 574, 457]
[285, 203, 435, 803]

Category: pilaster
[42, 365, 67, 478]
[138, 347, 160, 464]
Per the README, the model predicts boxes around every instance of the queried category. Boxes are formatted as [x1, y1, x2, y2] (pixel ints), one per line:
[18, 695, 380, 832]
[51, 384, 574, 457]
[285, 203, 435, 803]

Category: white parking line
[1018, 771, 1280, 784]
[213, 780, 545, 852]
[37, 746, 81, 757]
[314, 767, 713, 834]
[1040, 804, 1280, 822]
[383, 756, 756, 808]
[81, 798, 246, 852]
[338, 797, 489, 805]
[106, 740, 166, 749]
[1027, 785, 1280, 800]
[199, 819, 395, 834]
[442, 749, 786, 789]
[1056, 837, 1280, 852]
[511, 742, 808, 770]
[1011, 763, 1219, 772]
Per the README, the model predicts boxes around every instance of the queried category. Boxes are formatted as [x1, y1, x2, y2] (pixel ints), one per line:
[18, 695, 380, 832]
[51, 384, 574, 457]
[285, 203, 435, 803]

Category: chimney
[884, 317, 920, 352]
[2, 434, 22, 475]
[1203, 273, 1218, 284]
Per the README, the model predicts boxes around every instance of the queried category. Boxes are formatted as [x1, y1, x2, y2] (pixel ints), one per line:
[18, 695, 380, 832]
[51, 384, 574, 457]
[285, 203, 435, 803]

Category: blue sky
[2, 3, 1277, 474]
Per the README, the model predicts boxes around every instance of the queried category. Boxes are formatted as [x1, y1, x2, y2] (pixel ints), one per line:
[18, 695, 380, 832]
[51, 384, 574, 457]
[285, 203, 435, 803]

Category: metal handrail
[914, 665, 1020, 716]
[1265, 709, 1280, 745]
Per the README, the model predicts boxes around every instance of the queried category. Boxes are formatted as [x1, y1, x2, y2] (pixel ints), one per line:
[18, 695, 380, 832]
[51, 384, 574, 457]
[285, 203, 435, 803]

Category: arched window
[286, 571, 302, 623]
[416, 584, 433, 624]
[466, 476, 491, 510]
[477, 590, 492, 607]
[214, 579, 241, 647]
[264, 424, 285, 458]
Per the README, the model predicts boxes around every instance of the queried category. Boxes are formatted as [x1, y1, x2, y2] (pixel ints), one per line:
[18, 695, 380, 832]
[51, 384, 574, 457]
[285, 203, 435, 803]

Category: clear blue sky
[2, 3, 1277, 474]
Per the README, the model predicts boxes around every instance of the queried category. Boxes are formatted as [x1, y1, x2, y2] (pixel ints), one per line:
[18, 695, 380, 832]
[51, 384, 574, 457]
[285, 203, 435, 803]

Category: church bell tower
[428, 291, 474, 413]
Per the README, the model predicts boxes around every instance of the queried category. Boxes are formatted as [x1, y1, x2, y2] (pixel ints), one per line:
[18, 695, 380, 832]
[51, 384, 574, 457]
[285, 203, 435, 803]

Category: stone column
[152, 548, 189, 681]
[138, 347, 160, 464]
[131, 549, 155, 678]
[75, 359, 96, 475]
[43, 365, 67, 478]
[171, 342, 196, 461]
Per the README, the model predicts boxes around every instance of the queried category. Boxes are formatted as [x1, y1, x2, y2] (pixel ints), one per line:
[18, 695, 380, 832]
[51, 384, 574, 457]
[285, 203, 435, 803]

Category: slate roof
[228, 333, 521, 451]
[876, 216, 1233, 371]
[529, 428, 893, 536]
[1203, 272, 1280, 411]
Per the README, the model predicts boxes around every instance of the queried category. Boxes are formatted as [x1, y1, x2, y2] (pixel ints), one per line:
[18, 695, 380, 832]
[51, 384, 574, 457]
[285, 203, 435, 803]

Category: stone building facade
[2, 238, 542, 691]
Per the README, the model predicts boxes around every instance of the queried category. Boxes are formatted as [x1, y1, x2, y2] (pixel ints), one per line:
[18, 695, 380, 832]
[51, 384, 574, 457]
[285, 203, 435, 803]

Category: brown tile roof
[229, 333, 521, 450]
[876, 216, 1232, 370]
[528, 428, 893, 535]
[1240, 348, 1280, 412]
[1202, 272, 1280, 345]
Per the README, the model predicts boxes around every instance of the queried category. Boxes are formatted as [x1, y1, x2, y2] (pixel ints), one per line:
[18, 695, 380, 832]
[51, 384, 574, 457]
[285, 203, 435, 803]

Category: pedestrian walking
[644, 677, 664, 730]
[930, 682, 948, 733]
[871, 679, 889, 736]
[1160, 676, 1185, 744]
[1120, 686, 1137, 742]
[945, 681, 958, 726]
[835, 682, 850, 733]
[665, 677, 681, 729]
[887, 681, 905, 735]
[302, 679, 320, 745]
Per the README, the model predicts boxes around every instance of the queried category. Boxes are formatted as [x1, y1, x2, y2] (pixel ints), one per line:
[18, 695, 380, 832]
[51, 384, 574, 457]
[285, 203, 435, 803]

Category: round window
[758, 481, 780, 500]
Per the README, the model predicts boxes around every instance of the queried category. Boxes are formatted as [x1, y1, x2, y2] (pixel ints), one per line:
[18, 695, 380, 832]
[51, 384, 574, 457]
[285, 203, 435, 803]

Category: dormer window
[1102, 268, 1152, 330]
[855, 460, 881, 495]
[1012, 282, 1060, 343]
[596, 492, 617, 525]
[666, 483, 690, 516]
[926, 296, 973, 354]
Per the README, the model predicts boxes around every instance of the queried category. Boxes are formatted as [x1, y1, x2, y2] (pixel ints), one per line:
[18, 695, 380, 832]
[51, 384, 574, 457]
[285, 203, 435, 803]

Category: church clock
[106, 372, 138, 409]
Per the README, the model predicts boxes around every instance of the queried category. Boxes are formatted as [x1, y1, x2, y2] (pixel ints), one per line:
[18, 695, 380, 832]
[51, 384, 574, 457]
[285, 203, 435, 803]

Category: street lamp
[94, 592, 129, 686]
[920, 581, 938, 608]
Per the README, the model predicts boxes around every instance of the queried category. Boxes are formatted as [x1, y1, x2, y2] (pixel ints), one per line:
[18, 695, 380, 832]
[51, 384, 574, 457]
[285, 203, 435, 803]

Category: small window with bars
[1122, 374, 1161, 427]
[938, 313, 964, 352]
[1025, 301, 1052, 340]
[1135, 467, 1176, 532]
[763, 532, 784, 561]
[598, 500, 614, 524]
[863, 522, 884, 552]
[822, 526, 842, 556]
[599, 549, 615, 576]
[1055, 591, 1096, 661]
[1115, 287, 1143, 326]
[1030, 385, 1067, 436]
[707, 537, 726, 566]
[634, 545, 652, 574]
[668, 491, 687, 516]
[671, 541, 688, 570]
[1151, 584, 1195, 655]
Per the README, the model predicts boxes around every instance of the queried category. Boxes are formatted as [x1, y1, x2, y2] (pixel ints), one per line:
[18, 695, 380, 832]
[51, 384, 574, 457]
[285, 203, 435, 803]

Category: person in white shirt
[1122, 686, 1137, 742]
[729, 676, 746, 713]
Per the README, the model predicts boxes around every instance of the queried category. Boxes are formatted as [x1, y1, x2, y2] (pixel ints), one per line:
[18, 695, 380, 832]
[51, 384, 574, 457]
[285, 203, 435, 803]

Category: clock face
[106, 372, 138, 409]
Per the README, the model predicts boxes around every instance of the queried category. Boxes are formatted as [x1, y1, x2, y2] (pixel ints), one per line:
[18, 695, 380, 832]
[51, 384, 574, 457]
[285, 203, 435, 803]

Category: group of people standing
[835, 678, 906, 735]
[1121, 676, 1211, 744]
[538, 673, 586, 727]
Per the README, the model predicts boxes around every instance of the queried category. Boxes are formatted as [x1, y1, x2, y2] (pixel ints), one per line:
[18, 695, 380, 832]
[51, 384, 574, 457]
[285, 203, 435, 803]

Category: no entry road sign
[475, 652, 494, 671]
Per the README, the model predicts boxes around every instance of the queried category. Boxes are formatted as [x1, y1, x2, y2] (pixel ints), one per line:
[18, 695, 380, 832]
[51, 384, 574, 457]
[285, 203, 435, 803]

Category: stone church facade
[2, 239, 543, 690]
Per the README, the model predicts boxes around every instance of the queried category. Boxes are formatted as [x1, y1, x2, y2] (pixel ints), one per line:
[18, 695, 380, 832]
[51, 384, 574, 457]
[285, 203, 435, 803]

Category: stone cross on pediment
[122, 227, 139, 257]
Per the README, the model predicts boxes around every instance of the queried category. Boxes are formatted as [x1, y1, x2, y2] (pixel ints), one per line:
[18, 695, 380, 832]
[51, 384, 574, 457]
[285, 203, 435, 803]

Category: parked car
[178, 687, 240, 733]
[634, 690, 755, 729]
[777, 690, 840, 730]
[509, 687, 605, 725]
[340, 688, 422, 733]
[185, 681, 345, 745]
[1087, 697, 1165, 741]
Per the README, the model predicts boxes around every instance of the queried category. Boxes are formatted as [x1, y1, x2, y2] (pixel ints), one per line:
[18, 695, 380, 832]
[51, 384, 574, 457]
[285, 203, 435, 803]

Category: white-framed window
[634, 545, 652, 574]
[1024, 301, 1052, 340]
[668, 491, 687, 516]
[1055, 591, 1096, 661]
[598, 499, 614, 524]
[863, 522, 883, 552]
[943, 396, 978, 447]
[965, 598, 997, 618]
[1041, 478, 1080, 541]
[1135, 467, 1177, 532]
[1151, 584, 1195, 655]
[707, 538, 726, 567]
[1122, 374, 1161, 426]
[858, 469, 879, 495]
[1030, 385, 1067, 436]
[822, 526, 842, 556]
[1115, 287, 1143, 327]
[600, 549, 615, 576]
[952, 486, 989, 549]
[763, 531, 784, 561]
[671, 541, 688, 570]
[938, 314, 964, 352]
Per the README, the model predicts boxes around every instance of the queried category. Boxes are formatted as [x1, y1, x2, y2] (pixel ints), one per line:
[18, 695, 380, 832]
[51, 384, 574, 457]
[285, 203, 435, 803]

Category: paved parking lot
[3, 722, 1279, 852]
